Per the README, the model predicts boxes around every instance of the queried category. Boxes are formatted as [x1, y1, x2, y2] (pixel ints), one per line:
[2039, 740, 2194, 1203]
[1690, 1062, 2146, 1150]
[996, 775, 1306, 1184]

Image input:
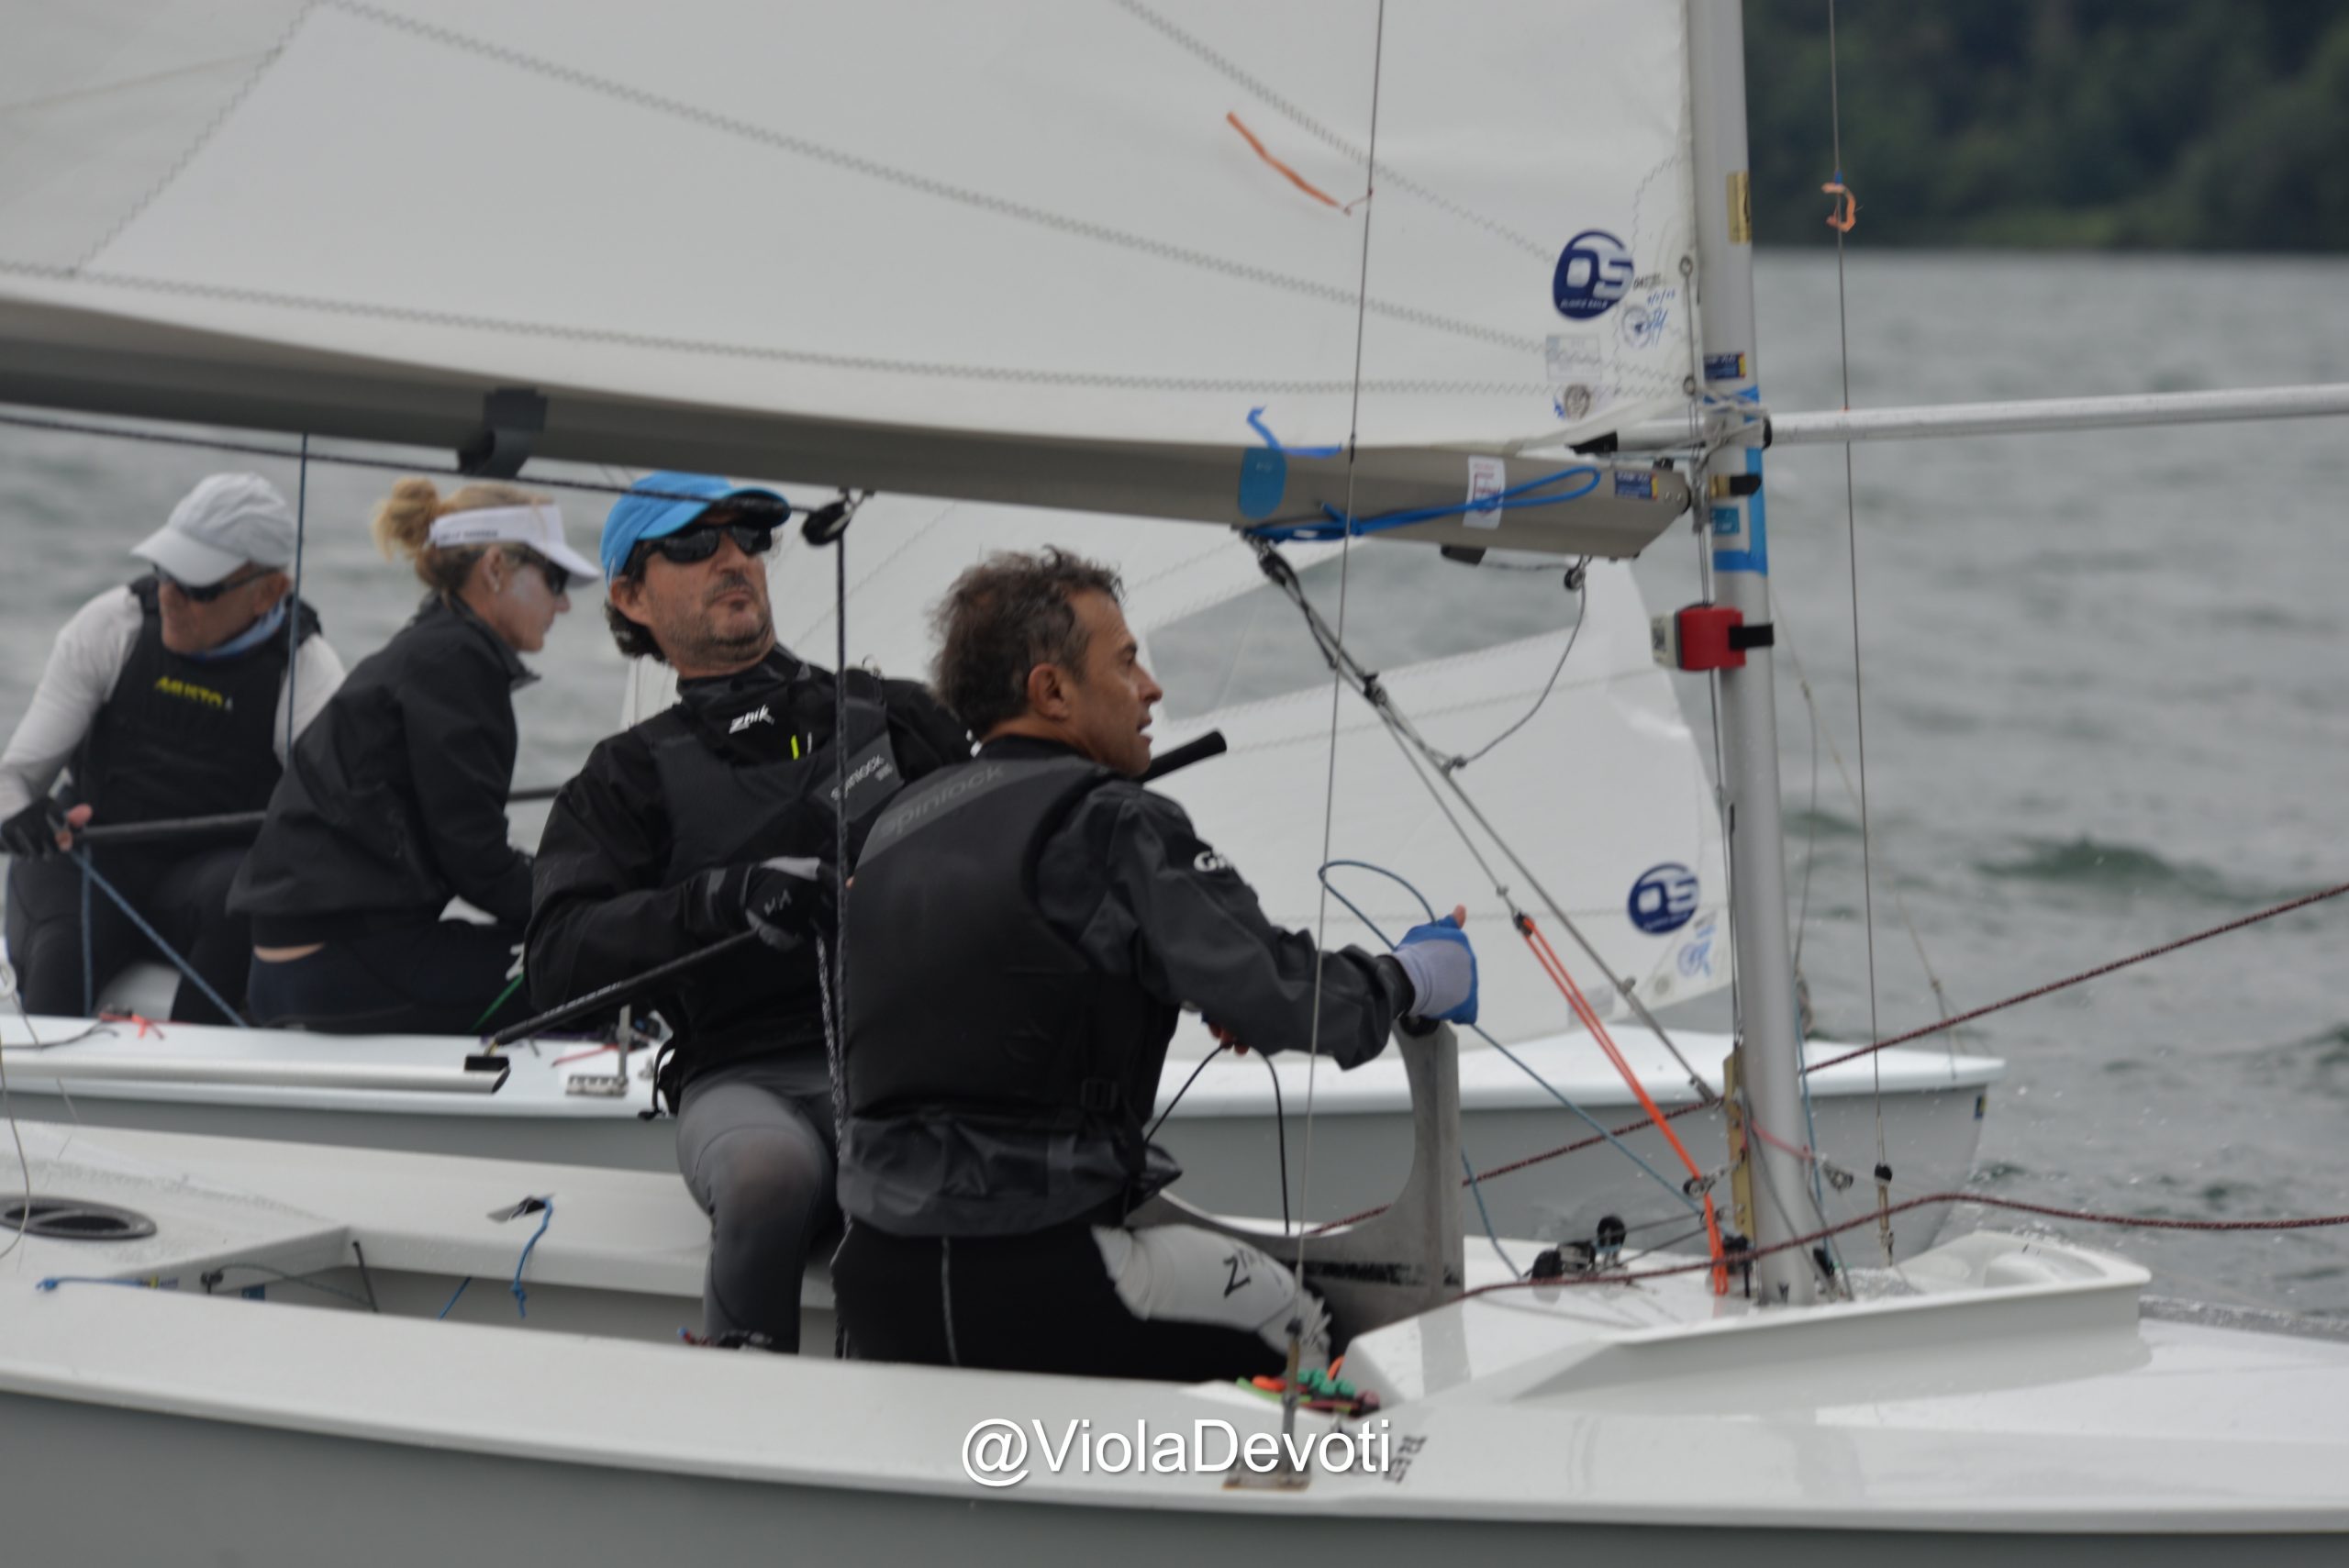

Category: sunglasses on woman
[629, 519, 775, 573]
[155, 567, 271, 604]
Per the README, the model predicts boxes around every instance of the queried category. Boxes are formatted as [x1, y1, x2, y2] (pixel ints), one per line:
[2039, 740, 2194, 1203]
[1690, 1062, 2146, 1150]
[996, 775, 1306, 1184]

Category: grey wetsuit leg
[674, 1058, 838, 1352]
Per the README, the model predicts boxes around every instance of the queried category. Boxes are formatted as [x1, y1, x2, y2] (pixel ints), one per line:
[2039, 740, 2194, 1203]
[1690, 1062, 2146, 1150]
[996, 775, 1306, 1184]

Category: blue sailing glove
[1392, 913, 1477, 1025]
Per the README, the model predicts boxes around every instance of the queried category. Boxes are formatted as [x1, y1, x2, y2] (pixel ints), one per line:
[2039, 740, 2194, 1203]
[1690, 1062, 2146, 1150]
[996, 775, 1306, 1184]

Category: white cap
[131, 473, 297, 586]
[426, 504, 602, 583]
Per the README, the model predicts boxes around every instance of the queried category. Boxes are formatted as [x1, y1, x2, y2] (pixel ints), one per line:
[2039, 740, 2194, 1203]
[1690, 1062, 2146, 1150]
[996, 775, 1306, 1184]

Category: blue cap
[600, 472, 788, 579]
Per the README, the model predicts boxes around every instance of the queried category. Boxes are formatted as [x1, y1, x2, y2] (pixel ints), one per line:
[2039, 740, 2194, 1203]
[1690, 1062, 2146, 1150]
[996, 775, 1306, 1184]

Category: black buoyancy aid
[75, 578, 320, 827]
[838, 755, 1179, 1238]
[644, 660, 905, 1074]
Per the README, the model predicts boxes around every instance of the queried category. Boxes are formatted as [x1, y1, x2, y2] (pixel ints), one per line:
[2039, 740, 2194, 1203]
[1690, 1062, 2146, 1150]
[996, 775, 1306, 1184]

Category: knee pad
[1092, 1224, 1330, 1364]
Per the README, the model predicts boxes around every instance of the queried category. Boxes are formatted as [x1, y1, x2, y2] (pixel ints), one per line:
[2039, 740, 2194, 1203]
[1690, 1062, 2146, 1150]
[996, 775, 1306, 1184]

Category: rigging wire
[1251, 537, 1720, 1106]
[1318, 859, 1697, 1220]
[1441, 561, 1589, 774]
[284, 432, 309, 757]
[1459, 1192, 2349, 1305]
[0, 990, 36, 1266]
[1779, 613, 1960, 1058]
[1285, 0, 1387, 1425]
[1823, 0, 1893, 1256]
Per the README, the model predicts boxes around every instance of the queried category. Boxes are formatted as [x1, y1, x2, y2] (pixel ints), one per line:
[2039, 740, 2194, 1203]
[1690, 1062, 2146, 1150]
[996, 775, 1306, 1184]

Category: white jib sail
[632, 495, 1731, 1054]
[1, 1, 1699, 539]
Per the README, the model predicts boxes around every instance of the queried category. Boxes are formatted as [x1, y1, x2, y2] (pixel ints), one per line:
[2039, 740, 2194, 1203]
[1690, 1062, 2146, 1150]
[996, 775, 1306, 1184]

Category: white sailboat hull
[0, 1013, 1995, 1260]
[6, 1394, 2341, 1568]
[0, 1124, 2338, 1564]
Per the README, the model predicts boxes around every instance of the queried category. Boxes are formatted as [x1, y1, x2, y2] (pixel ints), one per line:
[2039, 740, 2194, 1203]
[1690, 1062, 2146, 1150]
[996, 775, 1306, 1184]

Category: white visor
[427, 505, 602, 583]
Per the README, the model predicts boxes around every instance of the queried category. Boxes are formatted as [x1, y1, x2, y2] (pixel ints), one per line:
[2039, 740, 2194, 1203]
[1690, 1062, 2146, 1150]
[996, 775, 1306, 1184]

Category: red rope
[1805, 877, 2349, 1073]
[1455, 1192, 2349, 1304]
[1514, 915, 1728, 1293]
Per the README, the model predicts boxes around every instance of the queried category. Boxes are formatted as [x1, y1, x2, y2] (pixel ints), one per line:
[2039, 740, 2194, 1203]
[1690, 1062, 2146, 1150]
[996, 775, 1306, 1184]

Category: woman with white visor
[228, 480, 598, 1035]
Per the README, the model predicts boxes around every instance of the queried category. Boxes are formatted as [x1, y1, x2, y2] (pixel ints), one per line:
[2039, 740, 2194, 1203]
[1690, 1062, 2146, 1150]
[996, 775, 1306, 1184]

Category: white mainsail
[2, 0, 1698, 546]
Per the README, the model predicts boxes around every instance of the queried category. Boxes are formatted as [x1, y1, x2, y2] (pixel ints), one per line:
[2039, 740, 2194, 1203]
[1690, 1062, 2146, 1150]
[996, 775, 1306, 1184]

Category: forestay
[0, 0, 1699, 545]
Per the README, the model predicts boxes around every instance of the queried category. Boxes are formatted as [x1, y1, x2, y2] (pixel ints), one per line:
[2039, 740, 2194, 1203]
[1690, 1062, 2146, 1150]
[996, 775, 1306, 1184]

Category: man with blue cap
[527, 473, 968, 1352]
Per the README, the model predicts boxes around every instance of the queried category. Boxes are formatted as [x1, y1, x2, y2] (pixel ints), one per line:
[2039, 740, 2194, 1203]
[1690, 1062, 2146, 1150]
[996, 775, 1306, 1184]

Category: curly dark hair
[930, 548, 1125, 736]
[605, 596, 664, 662]
[603, 544, 666, 663]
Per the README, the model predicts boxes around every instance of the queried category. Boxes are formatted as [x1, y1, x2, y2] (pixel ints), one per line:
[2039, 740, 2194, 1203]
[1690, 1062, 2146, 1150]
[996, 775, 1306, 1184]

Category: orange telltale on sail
[1227, 112, 1353, 212]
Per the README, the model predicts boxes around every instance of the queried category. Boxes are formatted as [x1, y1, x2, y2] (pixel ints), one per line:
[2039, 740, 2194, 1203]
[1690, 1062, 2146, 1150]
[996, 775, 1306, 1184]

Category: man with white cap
[0, 473, 345, 1024]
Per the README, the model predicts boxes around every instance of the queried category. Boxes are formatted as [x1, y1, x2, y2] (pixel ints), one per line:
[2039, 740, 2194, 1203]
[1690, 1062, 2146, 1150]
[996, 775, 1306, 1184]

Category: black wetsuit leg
[142, 844, 254, 1025]
[246, 919, 528, 1035]
[832, 1219, 1286, 1383]
[4, 847, 247, 1021]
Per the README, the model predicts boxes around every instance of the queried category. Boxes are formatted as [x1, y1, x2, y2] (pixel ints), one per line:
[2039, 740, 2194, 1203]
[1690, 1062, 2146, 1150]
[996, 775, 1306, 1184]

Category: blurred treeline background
[1746, 0, 2349, 250]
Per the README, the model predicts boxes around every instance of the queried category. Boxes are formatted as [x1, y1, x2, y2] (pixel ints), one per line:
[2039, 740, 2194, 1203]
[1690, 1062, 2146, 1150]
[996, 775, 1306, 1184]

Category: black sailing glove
[0, 799, 68, 860]
[696, 856, 841, 953]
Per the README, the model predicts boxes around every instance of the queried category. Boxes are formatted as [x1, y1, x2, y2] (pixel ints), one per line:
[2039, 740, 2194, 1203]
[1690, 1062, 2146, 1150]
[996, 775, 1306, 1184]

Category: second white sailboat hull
[0, 1014, 1995, 1260]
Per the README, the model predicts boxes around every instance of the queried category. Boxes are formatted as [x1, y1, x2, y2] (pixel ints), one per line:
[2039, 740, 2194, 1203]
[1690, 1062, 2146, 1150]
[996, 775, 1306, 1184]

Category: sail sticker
[1237, 446, 1286, 520]
[1728, 171, 1753, 244]
[1551, 230, 1634, 319]
[1614, 471, 1657, 501]
[1628, 862, 1700, 934]
[1704, 351, 1750, 382]
[1709, 505, 1739, 535]
[1464, 456, 1507, 528]
[1675, 917, 1720, 983]
[1712, 395, 1769, 574]
[1545, 333, 1603, 375]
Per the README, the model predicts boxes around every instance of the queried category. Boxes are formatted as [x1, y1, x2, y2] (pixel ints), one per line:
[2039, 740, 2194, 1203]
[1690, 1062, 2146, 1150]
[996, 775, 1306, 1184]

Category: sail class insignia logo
[1628, 862, 1700, 934]
[1552, 229, 1634, 320]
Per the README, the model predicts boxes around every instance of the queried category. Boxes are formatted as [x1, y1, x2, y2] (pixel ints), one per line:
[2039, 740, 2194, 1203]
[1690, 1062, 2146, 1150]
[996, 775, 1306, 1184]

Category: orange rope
[1515, 915, 1730, 1293]
[1822, 177, 1857, 232]
[1226, 112, 1344, 210]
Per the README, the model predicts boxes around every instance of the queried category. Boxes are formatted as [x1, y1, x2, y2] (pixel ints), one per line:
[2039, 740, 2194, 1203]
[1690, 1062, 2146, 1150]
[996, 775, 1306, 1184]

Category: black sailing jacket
[228, 595, 534, 944]
[526, 649, 969, 1085]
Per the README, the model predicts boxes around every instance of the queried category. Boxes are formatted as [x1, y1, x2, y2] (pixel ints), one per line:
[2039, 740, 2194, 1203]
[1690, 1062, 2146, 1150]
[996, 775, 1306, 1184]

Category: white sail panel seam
[6, 257, 1632, 397]
[72, 1, 323, 273]
[307, 2, 1542, 356]
[14, 255, 1672, 403]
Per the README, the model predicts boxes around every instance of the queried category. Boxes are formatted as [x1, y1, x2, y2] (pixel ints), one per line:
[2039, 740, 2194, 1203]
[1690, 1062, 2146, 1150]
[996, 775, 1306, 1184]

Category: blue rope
[284, 432, 308, 756]
[1251, 465, 1604, 543]
[1245, 406, 1344, 460]
[78, 857, 93, 1017]
[436, 1277, 472, 1319]
[509, 1197, 552, 1318]
[37, 1275, 161, 1292]
[70, 851, 248, 1027]
[1318, 860, 1702, 1219]
[1462, 1150, 1520, 1277]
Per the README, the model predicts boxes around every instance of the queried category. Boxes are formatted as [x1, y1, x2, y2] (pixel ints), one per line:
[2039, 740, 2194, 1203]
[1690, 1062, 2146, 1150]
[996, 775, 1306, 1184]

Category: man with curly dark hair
[833, 547, 1478, 1381]
[527, 473, 967, 1352]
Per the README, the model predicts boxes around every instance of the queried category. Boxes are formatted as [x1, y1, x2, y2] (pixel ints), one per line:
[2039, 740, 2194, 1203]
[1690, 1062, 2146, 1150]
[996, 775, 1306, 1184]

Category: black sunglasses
[156, 567, 271, 604]
[629, 520, 775, 573]
[534, 558, 573, 596]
